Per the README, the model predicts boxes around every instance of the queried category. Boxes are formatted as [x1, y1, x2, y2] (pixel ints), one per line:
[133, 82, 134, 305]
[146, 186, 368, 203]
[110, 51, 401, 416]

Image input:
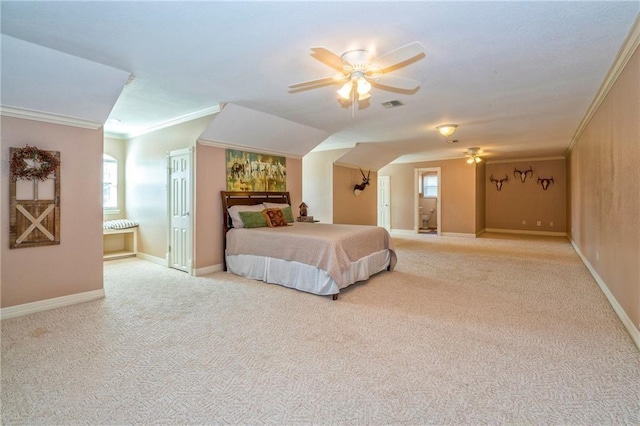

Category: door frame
[167, 147, 194, 274]
[377, 175, 391, 231]
[414, 167, 441, 235]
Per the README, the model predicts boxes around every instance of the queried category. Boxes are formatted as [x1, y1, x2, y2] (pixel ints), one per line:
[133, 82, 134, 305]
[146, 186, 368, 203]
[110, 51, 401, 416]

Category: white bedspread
[225, 222, 396, 288]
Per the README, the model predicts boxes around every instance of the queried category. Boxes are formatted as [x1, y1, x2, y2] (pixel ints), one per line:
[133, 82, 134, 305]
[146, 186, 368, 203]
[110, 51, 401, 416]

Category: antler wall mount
[489, 174, 509, 191]
[353, 169, 371, 196]
[537, 177, 554, 190]
[514, 166, 534, 183]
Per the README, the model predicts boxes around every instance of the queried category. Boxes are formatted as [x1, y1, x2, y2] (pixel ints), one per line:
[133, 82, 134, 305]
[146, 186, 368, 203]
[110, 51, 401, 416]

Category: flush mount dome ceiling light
[436, 124, 458, 143]
[289, 42, 426, 116]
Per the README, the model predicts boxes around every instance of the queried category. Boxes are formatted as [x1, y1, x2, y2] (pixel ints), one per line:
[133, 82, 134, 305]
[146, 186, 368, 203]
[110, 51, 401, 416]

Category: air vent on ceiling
[381, 100, 404, 108]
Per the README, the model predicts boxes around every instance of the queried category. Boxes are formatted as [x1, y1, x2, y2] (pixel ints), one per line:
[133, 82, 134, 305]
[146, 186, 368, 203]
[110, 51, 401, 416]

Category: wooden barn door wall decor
[9, 146, 61, 249]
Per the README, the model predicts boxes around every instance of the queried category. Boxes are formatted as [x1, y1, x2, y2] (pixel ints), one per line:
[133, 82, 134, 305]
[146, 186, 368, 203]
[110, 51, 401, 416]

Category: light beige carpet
[2, 233, 639, 424]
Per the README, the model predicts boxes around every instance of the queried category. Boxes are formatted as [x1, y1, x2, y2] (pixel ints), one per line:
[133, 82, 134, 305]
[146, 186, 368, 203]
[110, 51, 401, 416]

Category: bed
[221, 191, 396, 299]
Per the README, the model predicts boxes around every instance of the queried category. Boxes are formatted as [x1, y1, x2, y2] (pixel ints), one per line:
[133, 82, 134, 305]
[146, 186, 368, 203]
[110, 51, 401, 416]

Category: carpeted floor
[2, 233, 639, 424]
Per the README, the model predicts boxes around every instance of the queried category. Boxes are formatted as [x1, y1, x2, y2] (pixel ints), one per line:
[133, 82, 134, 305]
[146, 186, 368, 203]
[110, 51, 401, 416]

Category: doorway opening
[414, 167, 441, 235]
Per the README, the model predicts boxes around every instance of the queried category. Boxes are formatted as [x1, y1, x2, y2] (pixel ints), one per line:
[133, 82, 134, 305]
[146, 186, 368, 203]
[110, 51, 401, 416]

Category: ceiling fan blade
[289, 76, 338, 89]
[369, 74, 421, 91]
[310, 47, 348, 72]
[370, 42, 426, 72]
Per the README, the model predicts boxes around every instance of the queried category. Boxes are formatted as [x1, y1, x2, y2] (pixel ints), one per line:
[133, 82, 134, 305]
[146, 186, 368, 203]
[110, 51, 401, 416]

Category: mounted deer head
[353, 169, 371, 196]
[537, 177, 554, 190]
[514, 166, 533, 183]
[490, 174, 508, 191]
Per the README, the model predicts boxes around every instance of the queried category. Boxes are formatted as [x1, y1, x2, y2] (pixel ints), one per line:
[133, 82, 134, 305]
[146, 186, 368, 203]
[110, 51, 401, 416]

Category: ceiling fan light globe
[467, 157, 475, 164]
[357, 77, 371, 95]
[357, 92, 371, 102]
[337, 82, 353, 100]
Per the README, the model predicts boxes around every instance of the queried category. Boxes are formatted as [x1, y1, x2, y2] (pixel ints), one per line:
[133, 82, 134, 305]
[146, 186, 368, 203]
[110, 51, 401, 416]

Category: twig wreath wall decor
[10, 145, 60, 181]
[9, 146, 61, 249]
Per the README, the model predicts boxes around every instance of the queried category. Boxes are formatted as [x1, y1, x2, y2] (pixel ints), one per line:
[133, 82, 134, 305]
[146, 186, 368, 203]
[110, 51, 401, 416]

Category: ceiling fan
[289, 42, 426, 110]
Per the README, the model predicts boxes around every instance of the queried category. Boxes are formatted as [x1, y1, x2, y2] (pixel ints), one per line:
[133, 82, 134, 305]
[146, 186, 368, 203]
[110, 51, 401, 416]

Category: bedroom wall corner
[193, 143, 303, 270]
[302, 149, 350, 223]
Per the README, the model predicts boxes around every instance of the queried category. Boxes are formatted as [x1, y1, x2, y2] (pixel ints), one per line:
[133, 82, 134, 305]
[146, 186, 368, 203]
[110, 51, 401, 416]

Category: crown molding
[485, 156, 565, 165]
[197, 139, 302, 160]
[0, 105, 102, 130]
[125, 104, 222, 139]
[567, 14, 640, 154]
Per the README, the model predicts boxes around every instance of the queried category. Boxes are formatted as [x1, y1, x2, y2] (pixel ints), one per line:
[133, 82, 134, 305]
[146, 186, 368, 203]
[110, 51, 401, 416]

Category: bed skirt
[226, 249, 391, 296]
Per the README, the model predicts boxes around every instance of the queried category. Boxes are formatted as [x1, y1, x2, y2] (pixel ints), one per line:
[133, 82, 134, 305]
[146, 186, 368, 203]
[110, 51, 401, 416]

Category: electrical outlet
[522, 220, 526, 225]
[550, 221, 554, 227]
[537, 221, 541, 226]
[596, 251, 600, 261]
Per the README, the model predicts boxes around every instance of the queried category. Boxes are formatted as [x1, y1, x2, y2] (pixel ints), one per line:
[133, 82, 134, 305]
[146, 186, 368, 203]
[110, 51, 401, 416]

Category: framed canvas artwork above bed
[225, 149, 286, 192]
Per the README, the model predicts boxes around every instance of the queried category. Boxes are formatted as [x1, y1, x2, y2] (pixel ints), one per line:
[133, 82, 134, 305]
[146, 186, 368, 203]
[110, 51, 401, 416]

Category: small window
[103, 154, 118, 209]
[423, 175, 438, 198]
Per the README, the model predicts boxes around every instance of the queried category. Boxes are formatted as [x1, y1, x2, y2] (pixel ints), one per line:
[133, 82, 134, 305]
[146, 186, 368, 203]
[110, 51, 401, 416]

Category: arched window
[103, 154, 118, 209]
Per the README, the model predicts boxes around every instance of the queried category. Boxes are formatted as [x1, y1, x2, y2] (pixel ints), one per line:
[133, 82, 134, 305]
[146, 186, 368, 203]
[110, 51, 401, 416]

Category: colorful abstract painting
[225, 149, 286, 191]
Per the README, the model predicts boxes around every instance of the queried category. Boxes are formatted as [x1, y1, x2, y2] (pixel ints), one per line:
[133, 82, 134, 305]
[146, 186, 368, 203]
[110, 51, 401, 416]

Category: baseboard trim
[0, 289, 105, 320]
[570, 239, 640, 351]
[194, 264, 224, 276]
[486, 228, 567, 237]
[136, 252, 168, 267]
[440, 232, 477, 238]
[390, 229, 417, 236]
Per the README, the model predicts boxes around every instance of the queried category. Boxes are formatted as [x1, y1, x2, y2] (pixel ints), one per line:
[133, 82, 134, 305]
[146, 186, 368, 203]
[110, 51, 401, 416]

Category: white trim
[389, 229, 417, 236]
[0, 289, 105, 320]
[485, 228, 567, 237]
[194, 264, 224, 276]
[486, 156, 565, 165]
[135, 252, 168, 267]
[441, 232, 477, 238]
[125, 105, 222, 139]
[567, 15, 640, 154]
[0, 105, 102, 130]
[570, 239, 640, 351]
[197, 139, 302, 160]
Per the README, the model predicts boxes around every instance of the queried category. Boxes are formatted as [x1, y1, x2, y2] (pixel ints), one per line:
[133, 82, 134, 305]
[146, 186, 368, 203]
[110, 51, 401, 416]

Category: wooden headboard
[220, 191, 291, 234]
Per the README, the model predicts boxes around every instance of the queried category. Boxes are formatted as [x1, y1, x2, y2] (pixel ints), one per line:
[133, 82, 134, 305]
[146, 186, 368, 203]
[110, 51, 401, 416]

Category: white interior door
[169, 148, 192, 273]
[378, 176, 391, 230]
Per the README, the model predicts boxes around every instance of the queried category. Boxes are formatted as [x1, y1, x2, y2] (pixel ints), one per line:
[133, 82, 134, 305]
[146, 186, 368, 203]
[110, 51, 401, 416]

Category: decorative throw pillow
[262, 208, 288, 227]
[263, 203, 294, 223]
[239, 210, 269, 228]
[227, 204, 264, 228]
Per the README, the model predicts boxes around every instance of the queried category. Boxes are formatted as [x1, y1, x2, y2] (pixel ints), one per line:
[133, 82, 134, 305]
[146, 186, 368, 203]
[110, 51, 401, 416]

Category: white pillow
[227, 204, 265, 228]
[263, 202, 290, 209]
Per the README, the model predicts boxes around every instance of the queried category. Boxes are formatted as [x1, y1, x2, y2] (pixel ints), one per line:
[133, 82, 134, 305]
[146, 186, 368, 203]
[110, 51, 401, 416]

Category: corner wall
[332, 165, 377, 225]
[194, 143, 302, 271]
[1, 116, 103, 308]
[379, 158, 477, 234]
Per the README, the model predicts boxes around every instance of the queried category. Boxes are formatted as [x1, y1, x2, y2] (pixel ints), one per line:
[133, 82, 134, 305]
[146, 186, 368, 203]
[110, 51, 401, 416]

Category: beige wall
[486, 159, 566, 233]
[126, 115, 213, 260]
[569, 46, 639, 331]
[1, 117, 104, 307]
[302, 149, 350, 223]
[103, 137, 127, 221]
[194, 143, 303, 270]
[332, 165, 377, 225]
[379, 158, 477, 234]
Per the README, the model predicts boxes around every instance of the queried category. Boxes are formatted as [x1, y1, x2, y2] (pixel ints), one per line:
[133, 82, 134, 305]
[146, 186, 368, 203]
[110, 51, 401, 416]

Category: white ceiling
[1, 2, 638, 165]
